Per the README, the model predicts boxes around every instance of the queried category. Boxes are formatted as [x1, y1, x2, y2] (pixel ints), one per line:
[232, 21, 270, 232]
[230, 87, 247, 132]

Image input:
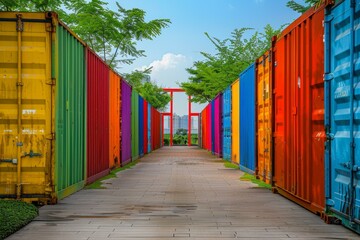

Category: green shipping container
[0, 12, 86, 204]
[131, 91, 139, 160]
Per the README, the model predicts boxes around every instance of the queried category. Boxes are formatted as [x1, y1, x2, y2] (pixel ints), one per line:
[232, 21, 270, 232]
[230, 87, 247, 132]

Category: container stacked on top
[0, 12, 163, 204]
[199, 0, 360, 233]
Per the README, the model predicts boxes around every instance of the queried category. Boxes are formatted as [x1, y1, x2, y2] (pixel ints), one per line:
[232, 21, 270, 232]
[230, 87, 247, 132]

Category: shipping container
[138, 96, 144, 157]
[0, 12, 86, 203]
[109, 70, 121, 169]
[240, 64, 256, 174]
[222, 86, 232, 161]
[256, 52, 272, 183]
[272, 5, 326, 214]
[198, 112, 202, 149]
[201, 110, 207, 149]
[151, 107, 161, 150]
[132, 91, 139, 160]
[143, 99, 148, 155]
[213, 94, 223, 157]
[324, 0, 360, 233]
[205, 104, 212, 151]
[211, 100, 215, 153]
[87, 49, 110, 184]
[148, 102, 151, 152]
[231, 79, 240, 164]
[121, 80, 132, 166]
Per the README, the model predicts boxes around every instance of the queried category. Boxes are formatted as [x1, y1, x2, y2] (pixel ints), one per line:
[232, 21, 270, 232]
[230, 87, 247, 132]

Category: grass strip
[240, 173, 272, 189]
[85, 159, 140, 189]
[223, 161, 240, 169]
[0, 200, 38, 239]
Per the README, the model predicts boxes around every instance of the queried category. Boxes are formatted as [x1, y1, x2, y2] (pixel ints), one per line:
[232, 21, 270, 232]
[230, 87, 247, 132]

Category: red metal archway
[162, 88, 199, 146]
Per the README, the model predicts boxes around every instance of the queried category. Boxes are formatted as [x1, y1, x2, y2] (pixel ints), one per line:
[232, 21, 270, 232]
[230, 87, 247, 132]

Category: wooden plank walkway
[7, 147, 359, 239]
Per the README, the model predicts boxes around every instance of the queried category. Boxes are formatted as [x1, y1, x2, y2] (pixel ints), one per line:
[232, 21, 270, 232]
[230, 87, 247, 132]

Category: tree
[1, 0, 171, 109]
[286, 0, 324, 13]
[181, 25, 283, 103]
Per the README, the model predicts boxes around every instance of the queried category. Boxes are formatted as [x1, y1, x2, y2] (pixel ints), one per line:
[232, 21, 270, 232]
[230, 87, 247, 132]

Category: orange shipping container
[256, 51, 272, 184]
[109, 70, 121, 169]
[272, 5, 326, 214]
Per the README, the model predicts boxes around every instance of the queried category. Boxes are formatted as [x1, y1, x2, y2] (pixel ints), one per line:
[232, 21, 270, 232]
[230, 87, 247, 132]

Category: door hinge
[46, 25, 56, 32]
[46, 78, 56, 85]
[16, 14, 23, 32]
[46, 133, 55, 140]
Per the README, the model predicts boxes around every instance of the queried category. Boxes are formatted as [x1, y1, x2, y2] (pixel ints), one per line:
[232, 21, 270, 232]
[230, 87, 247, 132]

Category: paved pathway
[7, 147, 359, 239]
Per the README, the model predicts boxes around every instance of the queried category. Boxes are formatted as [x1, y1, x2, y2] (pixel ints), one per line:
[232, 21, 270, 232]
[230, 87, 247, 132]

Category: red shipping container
[87, 49, 110, 184]
[151, 107, 161, 150]
[143, 100, 148, 155]
[206, 104, 212, 152]
[272, 5, 326, 214]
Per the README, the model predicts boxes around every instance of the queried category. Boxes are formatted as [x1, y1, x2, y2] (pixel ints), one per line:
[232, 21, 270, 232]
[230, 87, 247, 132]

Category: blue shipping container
[239, 64, 256, 174]
[324, 0, 360, 233]
[139, 96, 144, 156]
[148, 102, 151, 153]
[211, 100, 215, 154]
[222, 86, 232, 161]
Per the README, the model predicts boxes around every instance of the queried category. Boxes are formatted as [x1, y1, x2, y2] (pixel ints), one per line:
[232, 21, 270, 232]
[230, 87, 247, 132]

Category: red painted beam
[163, 88, 185, 92]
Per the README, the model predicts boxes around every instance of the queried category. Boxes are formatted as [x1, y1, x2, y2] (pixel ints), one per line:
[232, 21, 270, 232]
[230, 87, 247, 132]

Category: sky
[107, 0, 303, 116]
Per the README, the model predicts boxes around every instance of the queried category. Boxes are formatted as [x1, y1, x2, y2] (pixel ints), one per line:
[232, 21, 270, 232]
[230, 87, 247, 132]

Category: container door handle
[22, 150, 42, 158]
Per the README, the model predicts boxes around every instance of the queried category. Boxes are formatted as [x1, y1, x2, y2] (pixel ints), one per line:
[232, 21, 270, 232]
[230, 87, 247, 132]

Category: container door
[138, 96, 144, 157]
[0, 13, 53, 201]
[211, 101, 215, 154]
[256, 52, 272, 183]
[222, 87, 231, 161]
[231, 80, 240, 164]
[131, 91, 139, 160]
[325, 0, 360, 229]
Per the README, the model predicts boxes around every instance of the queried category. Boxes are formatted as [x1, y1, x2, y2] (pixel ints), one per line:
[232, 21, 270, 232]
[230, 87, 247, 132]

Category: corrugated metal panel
[121, 80, 131, 166]
[273, 5, 326, 214]
[231, 79, 240, 164]
[198, 112, 202, 148]
[109, 70, 121, 169]
[240, 64, 256, 174]
[138, 95, 144, 157]
[148, 102, 151, 153]
[86, 49, 110, 184]
[131, 91, 139, 160]
[256, 51, 272, 184]
[151, 107, 161, 150]
[0, 12, 86, 203]
[143, 99, 148, 155]
[55, 24, 86, 199]
[214, 94, 223, 157]
[211, 101, 215, 154]
[325, 0, 360, 232]
[222, 86, 232, 161]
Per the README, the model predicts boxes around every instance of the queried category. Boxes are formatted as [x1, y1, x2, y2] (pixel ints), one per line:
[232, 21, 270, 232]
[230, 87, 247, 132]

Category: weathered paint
[0, 12, 86, 203]
[325, 0, 360, 233]
[131, 91, 139, 160]
[138, 96, 144, 157]
[222, 86, 232, 161]
[231, 79, 240, 164]
[109, 70, 121, 169]
[120, 80, 132, 166]
[86, 49, 110, 184]
[273, 5, 326, 214]
[256, 52, 272, 183]
[148, 102, 151, 153]
[143, 99, 148, 155]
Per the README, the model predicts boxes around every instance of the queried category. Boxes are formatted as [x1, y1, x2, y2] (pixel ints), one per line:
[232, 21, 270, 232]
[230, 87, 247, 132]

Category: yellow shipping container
[231, 79, 239, 164]
[256, 51, 272, 184]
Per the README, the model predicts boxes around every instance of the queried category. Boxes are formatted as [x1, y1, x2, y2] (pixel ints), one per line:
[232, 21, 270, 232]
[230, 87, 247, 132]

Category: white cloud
[148, 53, 187, 73]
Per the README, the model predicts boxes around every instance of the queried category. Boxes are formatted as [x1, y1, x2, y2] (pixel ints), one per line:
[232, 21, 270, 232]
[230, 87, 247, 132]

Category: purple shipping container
[214, 94, 223, 157]
[121, 79, 132, 166]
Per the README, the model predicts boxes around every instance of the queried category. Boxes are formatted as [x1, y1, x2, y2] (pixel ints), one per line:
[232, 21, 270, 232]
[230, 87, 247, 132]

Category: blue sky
[108, 0, 303, 115]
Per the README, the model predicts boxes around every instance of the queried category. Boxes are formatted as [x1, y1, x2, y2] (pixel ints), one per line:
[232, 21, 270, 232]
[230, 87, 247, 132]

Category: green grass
[223, 161, 240, 169]
[85, 160, 140, 189]
[0, 200, 38, 239]
[240, 173, 272, 189]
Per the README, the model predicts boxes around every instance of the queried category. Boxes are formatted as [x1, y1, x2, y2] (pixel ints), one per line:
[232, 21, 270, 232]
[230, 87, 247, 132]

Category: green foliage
[240, 173, 272, 189]
[223, 161, 240, 169]
[124, 68, 171, 110]
[286, 0, 324, 13]
[85, 160, 140, 189]
[0, 200, 38, 239]
[176, 128, 188, 135]
[181, 25, 283, 103]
